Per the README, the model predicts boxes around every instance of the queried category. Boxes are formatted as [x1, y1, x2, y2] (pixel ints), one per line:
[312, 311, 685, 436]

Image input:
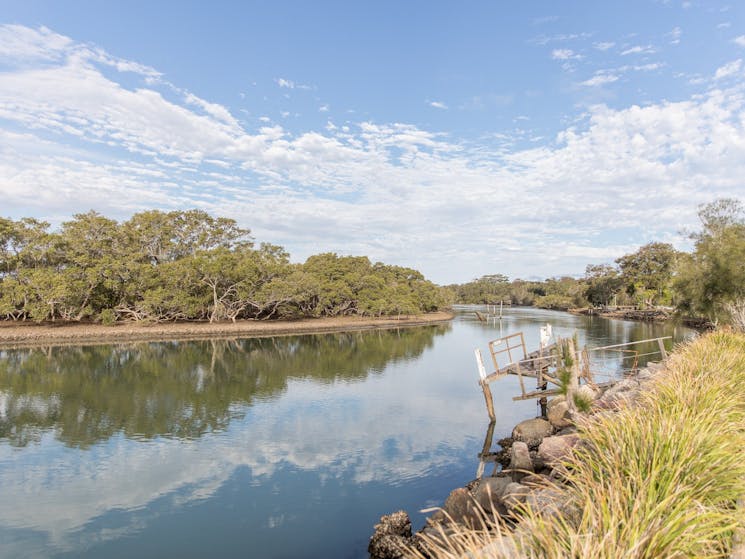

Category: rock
[520, 473, 551, 486]
[508, 441, 534, 481]
[368, 511, 412, 559]
[429, 487, 483, 527]
[529, 449, 546, 472]
[635, 368, 654, 381]
[368, 535, 409, 559]
[546, 397, 572, 429]
[597, 378, 642, 409]
[512, 418, 553, 448]
[497, 436, 514, 449]
[473, 476, 512, 513]
[576, 384, 598, 403]
[646, 361, 664, 372]
[538, 434, 580, 467]
[524, 486, 567, 519]
[502, 482, 530, 515]
[603, 378, 638, 397]
[555, 425, 578, 436]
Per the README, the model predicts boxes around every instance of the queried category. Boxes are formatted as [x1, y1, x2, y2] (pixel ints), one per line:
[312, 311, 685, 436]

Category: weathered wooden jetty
[474, 327, 671, 420]
[474, 301, 511, 322]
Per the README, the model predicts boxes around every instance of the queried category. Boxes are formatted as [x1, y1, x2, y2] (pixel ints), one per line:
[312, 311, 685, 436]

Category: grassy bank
[418, 330, 745, 558]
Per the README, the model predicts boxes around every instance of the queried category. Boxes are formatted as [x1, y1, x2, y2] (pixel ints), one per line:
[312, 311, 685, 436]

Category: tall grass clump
[415, 331, 745, 558]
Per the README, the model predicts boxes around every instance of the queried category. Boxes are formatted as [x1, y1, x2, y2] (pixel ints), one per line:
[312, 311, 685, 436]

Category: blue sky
[1, 1, 744, 283]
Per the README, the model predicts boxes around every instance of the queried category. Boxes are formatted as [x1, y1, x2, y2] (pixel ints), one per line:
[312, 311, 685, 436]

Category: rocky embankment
[570, 307, 672, 321]
[569, 307, 714, 329]
[368, 363, 665, 559]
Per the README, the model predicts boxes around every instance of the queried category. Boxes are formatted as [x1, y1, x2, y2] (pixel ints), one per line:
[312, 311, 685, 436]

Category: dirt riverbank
[0, 311, 454, 348]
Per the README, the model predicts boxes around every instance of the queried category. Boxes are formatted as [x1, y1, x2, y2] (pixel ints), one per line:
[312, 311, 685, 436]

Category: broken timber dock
[474, 327, 671, 421]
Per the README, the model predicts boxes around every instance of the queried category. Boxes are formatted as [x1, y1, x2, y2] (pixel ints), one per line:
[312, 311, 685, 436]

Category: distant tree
[616, 242, 679, 307]
[534, 276, 587, 310]
[675, 198, 745, 324]
[583, 264, 623, 307]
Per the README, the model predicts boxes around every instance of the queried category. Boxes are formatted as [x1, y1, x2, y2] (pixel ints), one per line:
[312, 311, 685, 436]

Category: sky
[0, 1, 744, 284]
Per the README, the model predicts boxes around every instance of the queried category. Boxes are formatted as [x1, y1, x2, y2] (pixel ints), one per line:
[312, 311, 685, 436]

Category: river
[0, 307, 694, 558]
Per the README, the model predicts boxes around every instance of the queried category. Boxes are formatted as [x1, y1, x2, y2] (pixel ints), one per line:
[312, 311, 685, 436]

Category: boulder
[603, 378, 638, 398]
[597, 378, 641, 409]
[508, 441, 534, 481]
[473, 476, 512, 513]
[428, 487, 482, 527]
[368, 511, 412, 559]
[576, 384, 598, 403]
[529, 449, 546, 472]
[512, 418, 553, 448]
[546, 397, 572, 429]
[537, 434, 580, 467]
[555, 425, 578, 436]
[502, 482, 530, 515]
[523, 486, 567, 519]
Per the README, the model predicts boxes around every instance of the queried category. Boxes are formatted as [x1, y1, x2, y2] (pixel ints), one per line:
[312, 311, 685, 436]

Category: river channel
[0, 307, 694, 558]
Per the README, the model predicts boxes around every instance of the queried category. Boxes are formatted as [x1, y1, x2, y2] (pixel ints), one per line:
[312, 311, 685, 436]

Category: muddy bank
[0, 311, 454, 348]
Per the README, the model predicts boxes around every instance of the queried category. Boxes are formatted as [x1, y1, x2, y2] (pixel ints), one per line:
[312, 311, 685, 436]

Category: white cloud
[551, 48, 581, 60]
[318, 104, 329, 112]
[580, 72, 619, 86]
[621, 44, 656, 56]
[593, 41, 615, 51]
[275, 77, 295, 88]
[667, 26, 682, 45]
[274, 77, 313, 90]
[633, 63, 663, 71]
[428, 100, 448, 109]
[734, 35, 745, 47]
[531, 32, 593, 46]
[714, 59, 743, 80]
[1, 24, 745, 282]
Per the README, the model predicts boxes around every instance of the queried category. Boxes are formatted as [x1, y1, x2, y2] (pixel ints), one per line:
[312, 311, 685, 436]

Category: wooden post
[516, 361, 526, 398]
[481, 420, 496, 456]
[475, 349, 495, 421]
[475, 348, 487, 381]
[565, 338, 580, 412]
[657, 337, 668, 360]
[481, 381, 496, 421]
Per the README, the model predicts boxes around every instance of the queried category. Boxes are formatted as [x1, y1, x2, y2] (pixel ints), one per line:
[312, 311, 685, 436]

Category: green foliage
[583, 264, 623, 307]
[0, 210, 445, 323]
[533, 294, 574, 310]
[616, 242, 679, 307]
[99, 308, 117, 325]
[675, 199, 745, 324]
[572, 392, 592, 412]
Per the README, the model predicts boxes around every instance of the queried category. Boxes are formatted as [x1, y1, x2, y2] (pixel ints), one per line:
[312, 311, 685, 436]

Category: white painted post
[474, 348, 487, 381]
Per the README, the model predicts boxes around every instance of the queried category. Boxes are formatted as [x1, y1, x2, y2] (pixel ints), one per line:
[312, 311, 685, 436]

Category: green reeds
[415, 331, 745, 558]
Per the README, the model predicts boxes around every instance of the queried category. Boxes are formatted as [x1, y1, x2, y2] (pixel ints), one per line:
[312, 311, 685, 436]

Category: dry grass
[413, 330, 745, 558]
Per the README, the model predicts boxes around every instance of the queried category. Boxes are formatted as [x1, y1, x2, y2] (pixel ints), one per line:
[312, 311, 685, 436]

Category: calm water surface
[0, 308, 694, 558]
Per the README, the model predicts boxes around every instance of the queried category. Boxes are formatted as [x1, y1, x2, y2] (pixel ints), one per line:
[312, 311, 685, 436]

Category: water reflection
[0, 326, 448, 448]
